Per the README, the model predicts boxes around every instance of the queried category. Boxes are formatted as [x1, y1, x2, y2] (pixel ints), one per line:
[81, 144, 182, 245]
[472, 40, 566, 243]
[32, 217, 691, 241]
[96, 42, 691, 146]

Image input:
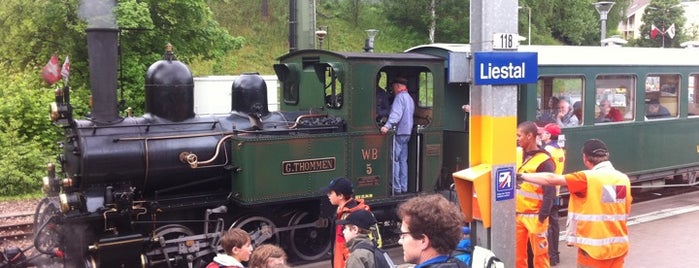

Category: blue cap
[461, 227, 470, 235]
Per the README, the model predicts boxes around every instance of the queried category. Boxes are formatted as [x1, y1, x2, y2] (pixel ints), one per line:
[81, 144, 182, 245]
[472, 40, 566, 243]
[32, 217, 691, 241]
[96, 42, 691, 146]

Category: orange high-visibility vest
[515, 152, 551, 213]
[544, 144, 566, 175]
[567, 162, 631, 260]
[544, 143, 566, 196]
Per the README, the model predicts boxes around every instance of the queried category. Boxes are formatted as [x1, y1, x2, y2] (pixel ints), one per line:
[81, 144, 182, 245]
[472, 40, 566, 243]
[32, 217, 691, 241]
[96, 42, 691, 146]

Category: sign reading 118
[493, 33, 519, 50]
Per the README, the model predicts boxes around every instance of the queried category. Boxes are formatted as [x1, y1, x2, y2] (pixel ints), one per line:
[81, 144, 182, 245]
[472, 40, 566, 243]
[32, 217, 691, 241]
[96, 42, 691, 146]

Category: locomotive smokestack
[86, 28, 120, 124]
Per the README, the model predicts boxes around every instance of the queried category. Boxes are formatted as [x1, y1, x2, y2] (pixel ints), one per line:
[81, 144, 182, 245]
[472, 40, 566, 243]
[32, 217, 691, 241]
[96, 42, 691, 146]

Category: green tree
[381, 0, 469, 44]
[0, 0, 243, 196]
[0, 0, 244, 117]
[634, 0, 688, 47]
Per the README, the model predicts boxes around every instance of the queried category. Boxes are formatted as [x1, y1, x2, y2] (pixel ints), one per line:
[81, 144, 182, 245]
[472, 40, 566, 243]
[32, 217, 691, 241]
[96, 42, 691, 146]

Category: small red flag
[41, 54, 61, 85]
[650, 24, 660, 39]
[61, 55, 70, 80]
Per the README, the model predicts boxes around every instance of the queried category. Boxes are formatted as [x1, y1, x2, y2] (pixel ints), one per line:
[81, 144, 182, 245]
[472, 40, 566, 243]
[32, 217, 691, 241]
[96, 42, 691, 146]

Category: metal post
[468, 0, 518, 266]
[519, 6, 531, 45]
[594, 1, 616, 46]
[527, 7, 531, 46]
[662, 24, 666, 48]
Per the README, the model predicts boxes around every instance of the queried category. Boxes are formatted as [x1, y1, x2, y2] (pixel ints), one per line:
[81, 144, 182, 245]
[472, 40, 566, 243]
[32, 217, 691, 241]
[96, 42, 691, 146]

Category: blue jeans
[393, 135, 410, 193]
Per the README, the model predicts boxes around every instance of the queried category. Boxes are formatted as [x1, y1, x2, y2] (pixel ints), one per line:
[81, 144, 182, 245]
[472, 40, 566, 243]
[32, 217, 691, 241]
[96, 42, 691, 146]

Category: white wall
[193, 75, 279, 115]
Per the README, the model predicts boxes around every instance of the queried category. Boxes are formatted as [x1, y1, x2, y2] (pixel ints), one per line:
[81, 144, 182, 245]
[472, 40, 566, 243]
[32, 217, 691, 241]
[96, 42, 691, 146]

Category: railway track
[0, 212, 34, 242]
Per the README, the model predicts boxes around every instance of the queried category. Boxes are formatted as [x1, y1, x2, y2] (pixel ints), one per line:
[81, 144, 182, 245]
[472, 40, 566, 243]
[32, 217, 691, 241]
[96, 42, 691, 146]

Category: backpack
[452, 246, 472, 266]
[421, 256, 470, 268]
[354, 242, 396, 268]
[471, 246, 504, 268]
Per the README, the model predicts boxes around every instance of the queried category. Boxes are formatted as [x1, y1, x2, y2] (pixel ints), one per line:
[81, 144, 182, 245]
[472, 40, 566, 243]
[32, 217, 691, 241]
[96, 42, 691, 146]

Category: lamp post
[594, 1, 616, 46]
[518, 6, 531, 45]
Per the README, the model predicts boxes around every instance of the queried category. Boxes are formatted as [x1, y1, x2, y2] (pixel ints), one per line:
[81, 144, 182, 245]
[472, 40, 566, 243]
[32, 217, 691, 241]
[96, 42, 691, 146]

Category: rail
[0, 222, 34, 242]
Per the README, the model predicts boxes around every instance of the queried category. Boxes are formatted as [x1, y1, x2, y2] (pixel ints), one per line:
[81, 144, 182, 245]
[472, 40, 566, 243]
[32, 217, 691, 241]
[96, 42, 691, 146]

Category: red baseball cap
[538, 123, 561, 137]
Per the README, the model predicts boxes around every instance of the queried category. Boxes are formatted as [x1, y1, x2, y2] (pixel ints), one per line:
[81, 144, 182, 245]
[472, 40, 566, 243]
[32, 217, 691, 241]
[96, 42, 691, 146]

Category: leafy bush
[0, 71, 60, 196]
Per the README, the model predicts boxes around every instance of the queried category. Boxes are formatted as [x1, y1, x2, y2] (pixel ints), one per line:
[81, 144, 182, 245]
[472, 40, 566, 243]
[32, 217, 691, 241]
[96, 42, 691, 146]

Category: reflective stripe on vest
[567, 162, 631, 260]
[515, 152, 550, 213]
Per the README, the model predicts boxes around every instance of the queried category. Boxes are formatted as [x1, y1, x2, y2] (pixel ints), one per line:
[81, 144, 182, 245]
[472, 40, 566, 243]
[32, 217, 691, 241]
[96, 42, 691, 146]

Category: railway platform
[555, 189, 699, 267]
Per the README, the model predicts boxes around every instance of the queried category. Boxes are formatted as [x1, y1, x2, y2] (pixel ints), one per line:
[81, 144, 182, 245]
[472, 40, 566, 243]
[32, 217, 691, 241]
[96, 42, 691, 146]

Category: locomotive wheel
[287, 211, 332, 261]
[150, 224, 195, 267]
[231, 215, 280, 246]
[33, 197, 61, 255]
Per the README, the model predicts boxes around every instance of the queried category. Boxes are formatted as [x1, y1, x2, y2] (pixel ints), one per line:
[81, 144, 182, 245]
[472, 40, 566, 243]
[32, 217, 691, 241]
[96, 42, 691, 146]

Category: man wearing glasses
[396, 194, 468, 267]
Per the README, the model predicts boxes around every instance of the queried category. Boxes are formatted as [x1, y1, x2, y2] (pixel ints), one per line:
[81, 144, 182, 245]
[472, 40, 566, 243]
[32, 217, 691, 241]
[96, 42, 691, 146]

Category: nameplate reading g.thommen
[282, 157, 336, 175]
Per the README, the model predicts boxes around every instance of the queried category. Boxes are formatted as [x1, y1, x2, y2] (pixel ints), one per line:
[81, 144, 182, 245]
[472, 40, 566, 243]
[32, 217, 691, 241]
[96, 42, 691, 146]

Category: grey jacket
[346, 234, 376, 268]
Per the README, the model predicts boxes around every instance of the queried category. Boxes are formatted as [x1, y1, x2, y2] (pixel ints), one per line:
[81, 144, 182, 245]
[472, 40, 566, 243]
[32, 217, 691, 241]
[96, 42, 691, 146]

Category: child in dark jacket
[337, 210, 379, 268]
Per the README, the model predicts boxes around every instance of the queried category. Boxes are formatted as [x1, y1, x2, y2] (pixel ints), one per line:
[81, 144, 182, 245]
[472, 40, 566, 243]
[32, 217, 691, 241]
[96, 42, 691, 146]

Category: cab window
[413, 71, 434, 126]
[417, 72, 434, 107]
[594, 75, 636, 124]
[645, 74, 679, 119]
[321, 66, 343, 109]
[536, 76, 584, 127]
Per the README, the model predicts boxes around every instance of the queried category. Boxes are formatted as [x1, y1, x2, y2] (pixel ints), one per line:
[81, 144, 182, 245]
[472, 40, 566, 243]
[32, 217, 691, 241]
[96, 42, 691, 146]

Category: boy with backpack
[337, 210, 393, 268]
[323, 177, 382, 268]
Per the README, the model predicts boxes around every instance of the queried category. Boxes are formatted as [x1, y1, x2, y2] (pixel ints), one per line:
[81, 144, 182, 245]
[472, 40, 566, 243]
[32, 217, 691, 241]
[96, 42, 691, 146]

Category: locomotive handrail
[115, 131, 230, 142]
[231, 126, 341, 134]
[289, 114, 329, 129]
[180, 134, 235, 168]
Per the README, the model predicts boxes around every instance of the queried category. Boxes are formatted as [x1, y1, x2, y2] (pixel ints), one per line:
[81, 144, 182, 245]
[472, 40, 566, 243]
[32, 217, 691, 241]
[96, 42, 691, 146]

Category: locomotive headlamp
[49, 102, 60, 122]
[59, 192, 83, 213]
[62, 178, 74, 188]
[42, 176, 59, 196]
[42, 163, 60, 196]
[49, 101, 71, 126]
[363, 29, 378, 53]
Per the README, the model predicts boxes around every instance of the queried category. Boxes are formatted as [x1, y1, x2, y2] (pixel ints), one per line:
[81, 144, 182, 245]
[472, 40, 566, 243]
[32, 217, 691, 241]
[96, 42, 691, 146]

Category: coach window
[413, 71, 434, 126]
[536, 76, 584, 127]
[688, 74, 699, 116]
[594, 75, 636, 124]
[645, 74, 679, 119]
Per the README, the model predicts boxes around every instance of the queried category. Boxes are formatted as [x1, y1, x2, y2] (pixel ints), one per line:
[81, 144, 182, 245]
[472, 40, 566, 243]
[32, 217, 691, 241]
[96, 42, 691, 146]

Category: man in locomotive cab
[323, 177, 379, 268]
[380, 77, 414, 195]
[515, 121, 556, 268]
[538, 123, 566, 266]
[376, 73, 391, 125]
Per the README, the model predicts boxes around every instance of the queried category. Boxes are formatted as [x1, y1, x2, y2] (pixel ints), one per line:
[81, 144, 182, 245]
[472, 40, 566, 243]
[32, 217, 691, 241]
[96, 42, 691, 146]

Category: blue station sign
[473, 52, 538, 85]
[495, 166, 515, 201]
